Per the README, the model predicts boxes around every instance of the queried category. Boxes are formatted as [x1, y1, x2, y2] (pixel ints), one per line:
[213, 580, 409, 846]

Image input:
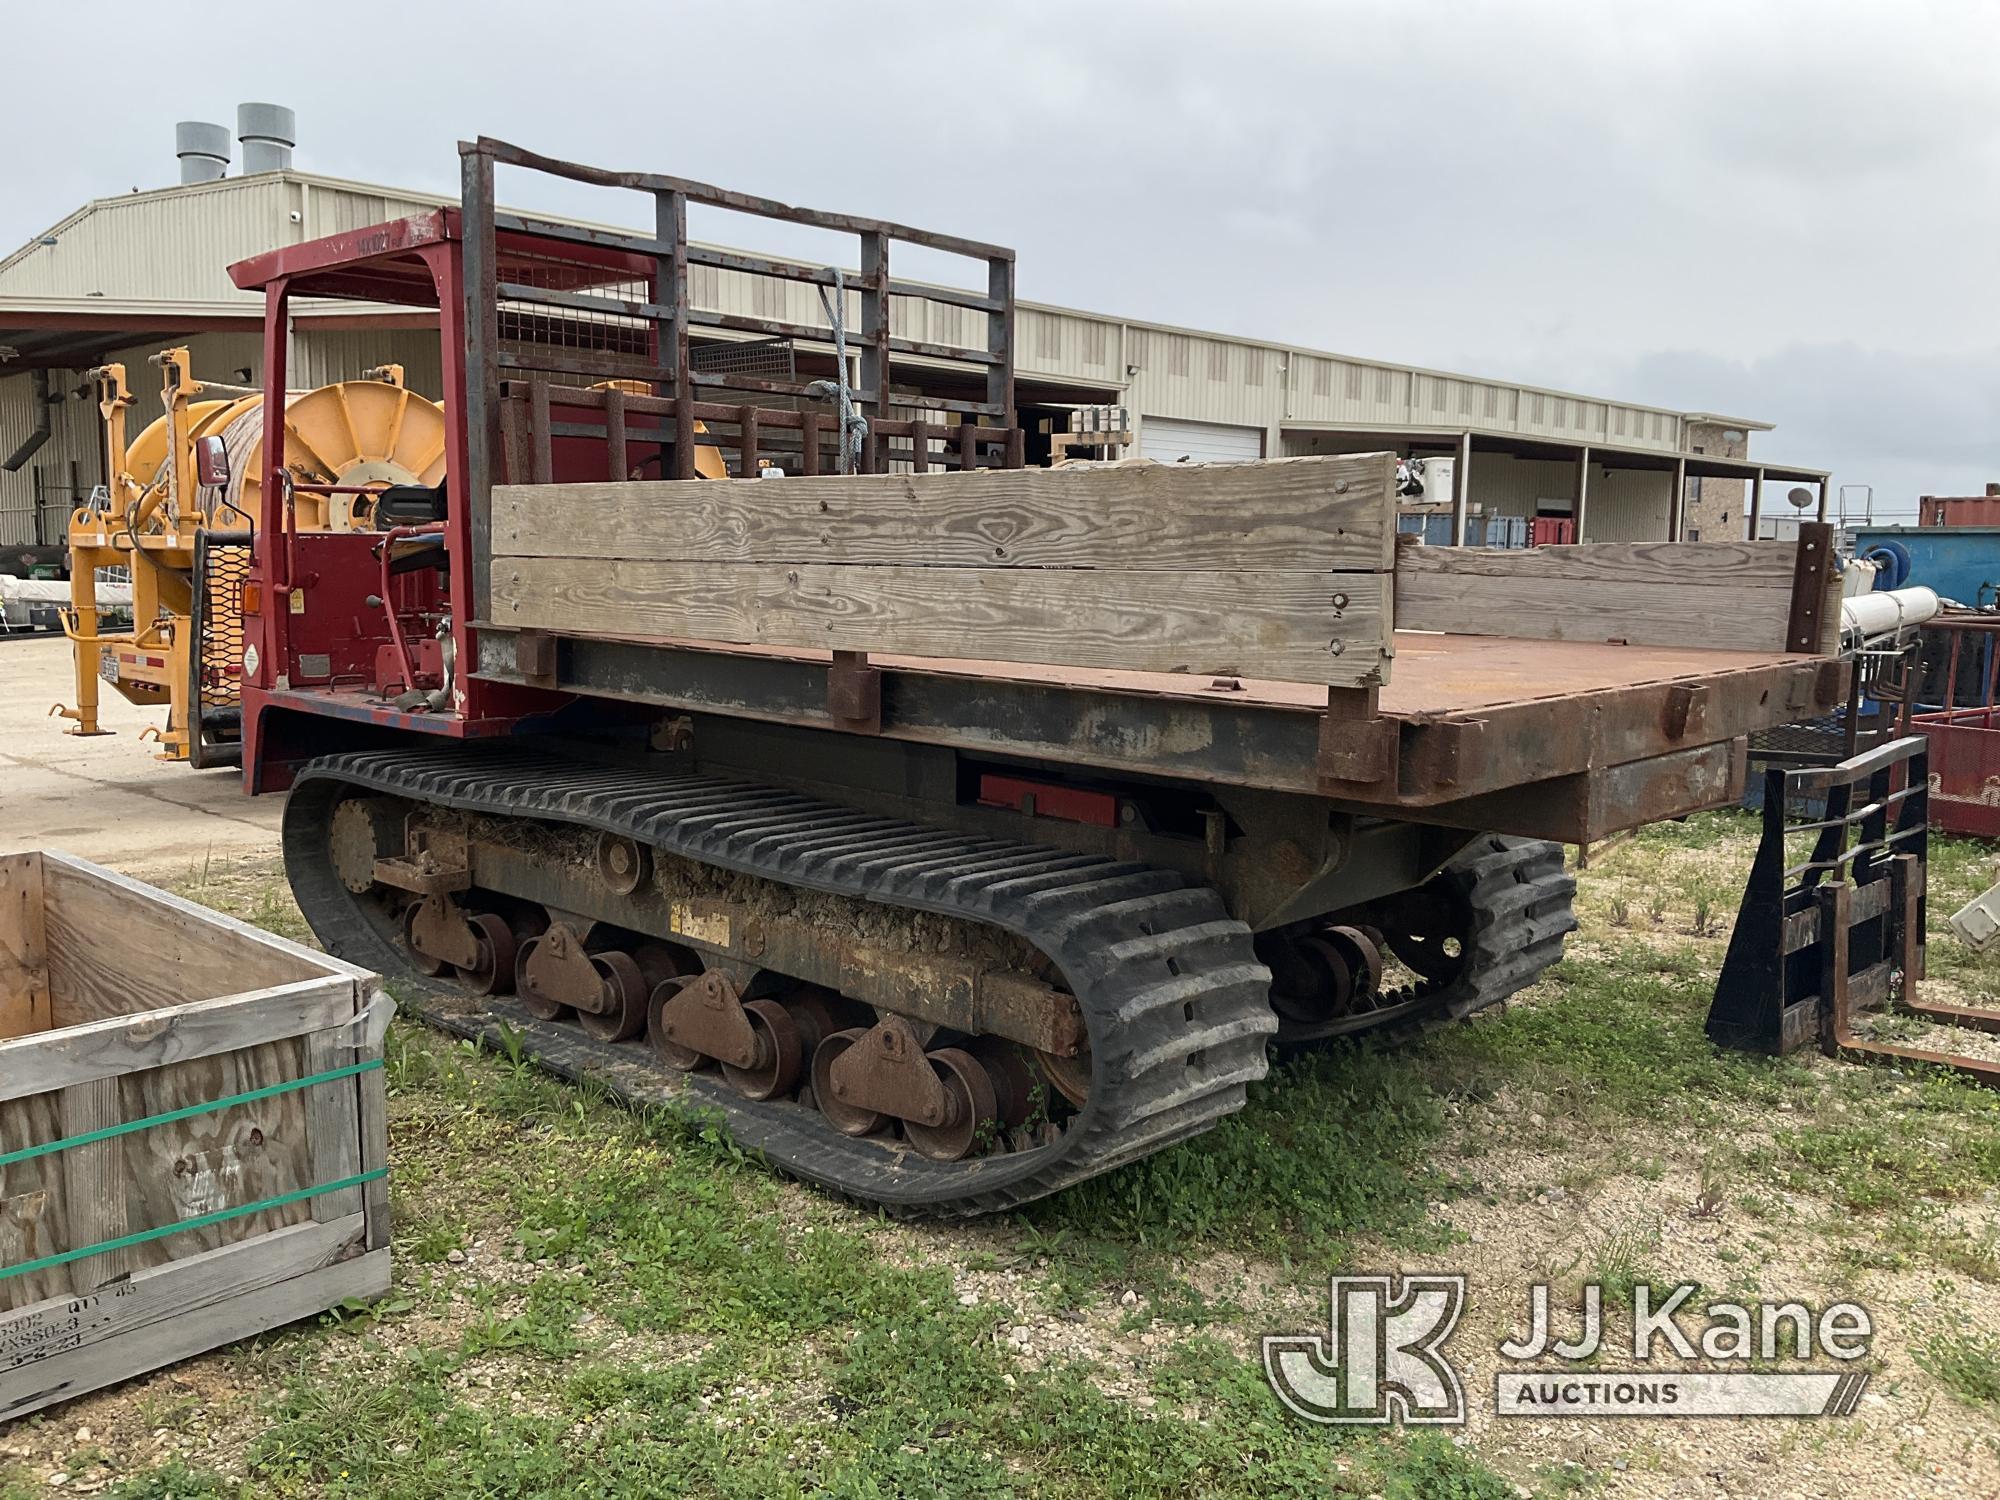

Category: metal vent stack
[237, 103, 296, 174]
[175, 121, 231, 184]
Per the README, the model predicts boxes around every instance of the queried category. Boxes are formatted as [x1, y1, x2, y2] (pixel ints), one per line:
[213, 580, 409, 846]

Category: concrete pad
[0, 633, 283, 877]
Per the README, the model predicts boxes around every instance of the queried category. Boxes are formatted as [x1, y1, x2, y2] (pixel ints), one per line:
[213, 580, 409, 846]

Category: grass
[1029, 1046, 1458, 1266]
[77, 1027, 1512, 1500]
[53, 814, 2000, 1496]
[1915, 1329, 2000, 1409]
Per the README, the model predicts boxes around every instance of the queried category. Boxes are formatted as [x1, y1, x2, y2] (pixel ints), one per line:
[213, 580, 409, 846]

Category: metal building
[0, 117, 1830, 550]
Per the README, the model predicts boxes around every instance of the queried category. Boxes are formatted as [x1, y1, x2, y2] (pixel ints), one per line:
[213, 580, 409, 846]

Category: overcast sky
[6, 1, 1996, 518]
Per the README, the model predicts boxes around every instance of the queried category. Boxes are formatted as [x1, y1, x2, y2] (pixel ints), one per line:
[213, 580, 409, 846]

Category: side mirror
[194, 434, 231, 488]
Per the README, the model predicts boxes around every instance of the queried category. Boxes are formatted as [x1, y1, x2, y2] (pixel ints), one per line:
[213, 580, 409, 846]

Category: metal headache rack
[461, 137, 1023, 488]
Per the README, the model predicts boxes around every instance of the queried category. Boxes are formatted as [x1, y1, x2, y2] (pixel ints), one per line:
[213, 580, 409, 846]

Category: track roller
[402, 895, 516, 995]
[810, 1029, 886, 1137]
[814, 1016, 1015, 1162]
[901, 1049, 996, 1161]
[459, 913, 519, 996]
[723, 999, 804, 1101]
[582, 950, 650, 1043]
[650, 969, 819, 1101]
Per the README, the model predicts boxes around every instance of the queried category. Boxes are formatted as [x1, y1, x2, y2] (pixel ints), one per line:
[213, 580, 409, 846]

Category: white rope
[809, 267, 869, 474]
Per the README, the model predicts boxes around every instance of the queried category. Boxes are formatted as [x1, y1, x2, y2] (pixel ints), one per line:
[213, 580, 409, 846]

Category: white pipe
[0, 577, 132, 607]
[1840, 585, 1940, 644]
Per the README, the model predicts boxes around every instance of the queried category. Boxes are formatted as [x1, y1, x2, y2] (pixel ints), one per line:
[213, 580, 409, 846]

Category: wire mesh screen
[691, 338, 797, 382]
[496, 242, 654, 379]
[194, 534, 249, 710]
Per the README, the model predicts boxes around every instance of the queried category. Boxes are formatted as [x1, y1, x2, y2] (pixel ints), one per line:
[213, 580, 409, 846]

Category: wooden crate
[0, 851, 390, 1422]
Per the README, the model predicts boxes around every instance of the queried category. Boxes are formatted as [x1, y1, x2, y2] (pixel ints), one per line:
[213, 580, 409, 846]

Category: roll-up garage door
[1137, 417, 1263, 465]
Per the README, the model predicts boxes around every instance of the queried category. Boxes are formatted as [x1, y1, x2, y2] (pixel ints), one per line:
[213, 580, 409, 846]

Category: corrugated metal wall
[290, 328, 444, 398]
[0, 332, 256, 544]
[1581, 470, 1673, 541]
[0, 180, 288, 301]
[0, 175, 453, 303]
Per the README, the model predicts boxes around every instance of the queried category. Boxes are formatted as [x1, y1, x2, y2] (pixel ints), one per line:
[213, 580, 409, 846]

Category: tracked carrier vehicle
[222, 141, 1851, 1214]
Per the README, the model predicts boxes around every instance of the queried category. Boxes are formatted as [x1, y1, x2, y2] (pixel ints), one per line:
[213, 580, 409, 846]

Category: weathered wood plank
[494, 558, 1393, 686]
[0, 1214, 364, 1366]
[0, 1244, 387, 1423]
[41, 857, 331, 1026]
[1394, 540, 1804, 652]
[1396, 572, 1794, 651]
[0, 855, 50, 1042]
[0, 978, 354, 1104]
[1397, 539, 1800, 587]
[491, 452, 1399, 574]
[356, 1060, 390, 1253]
[0, 1093, 70, 1315]
[304, 1032, 363, 1223]
[120, 1038, 315, 1262]
[56, 1078, 128, 1296]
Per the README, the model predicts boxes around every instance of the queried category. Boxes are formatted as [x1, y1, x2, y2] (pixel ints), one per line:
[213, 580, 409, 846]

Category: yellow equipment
[56, 349, 448, 763]
[594, 380, 730, 480]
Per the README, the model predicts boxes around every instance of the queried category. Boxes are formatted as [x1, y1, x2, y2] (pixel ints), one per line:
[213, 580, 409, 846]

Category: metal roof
[0, 168, 1775, 442]
[1281, 420, 1828, 483]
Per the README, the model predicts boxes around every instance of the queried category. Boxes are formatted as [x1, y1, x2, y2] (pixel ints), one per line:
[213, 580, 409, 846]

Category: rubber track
[1438, 835, 1579, 1022]
[285, 746, 1277, 1217]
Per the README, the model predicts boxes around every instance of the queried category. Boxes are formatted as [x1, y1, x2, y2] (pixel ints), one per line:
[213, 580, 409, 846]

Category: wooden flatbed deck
[472, 449, 1846, 842]
[862, 632, 1823, 719]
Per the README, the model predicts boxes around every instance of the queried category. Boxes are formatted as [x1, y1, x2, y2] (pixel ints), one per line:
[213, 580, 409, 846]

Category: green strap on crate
[0, 1056, 389, 1284]
[0, 1057, 385, 1172]
[0, 1167, 388, 1284]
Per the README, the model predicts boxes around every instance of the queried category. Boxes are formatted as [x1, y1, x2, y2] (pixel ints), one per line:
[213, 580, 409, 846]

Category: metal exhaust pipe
[2, 370, 53, 472]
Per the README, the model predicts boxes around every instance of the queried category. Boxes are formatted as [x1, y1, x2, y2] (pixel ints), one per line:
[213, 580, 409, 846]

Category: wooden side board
[495, 558, 1391, 685]
[489, 454, 1400, 688]
[0, 1239, 387, 1423]
[492, 452, 1399, 573]
[41, 856, 333, 1027]
[1393, 537, 1838, 654]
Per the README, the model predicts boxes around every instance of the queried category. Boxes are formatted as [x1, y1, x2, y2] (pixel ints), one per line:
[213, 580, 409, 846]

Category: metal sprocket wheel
[1381, 888, 1469, 983]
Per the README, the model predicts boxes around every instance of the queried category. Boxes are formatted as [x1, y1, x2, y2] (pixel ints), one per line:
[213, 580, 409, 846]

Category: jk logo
[1263, 1275, 1467, 1425]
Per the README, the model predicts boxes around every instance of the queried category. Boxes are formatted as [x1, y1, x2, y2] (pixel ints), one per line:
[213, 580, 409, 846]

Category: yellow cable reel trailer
[58, 348, 447, 764]
[592, 379, 731, 480]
